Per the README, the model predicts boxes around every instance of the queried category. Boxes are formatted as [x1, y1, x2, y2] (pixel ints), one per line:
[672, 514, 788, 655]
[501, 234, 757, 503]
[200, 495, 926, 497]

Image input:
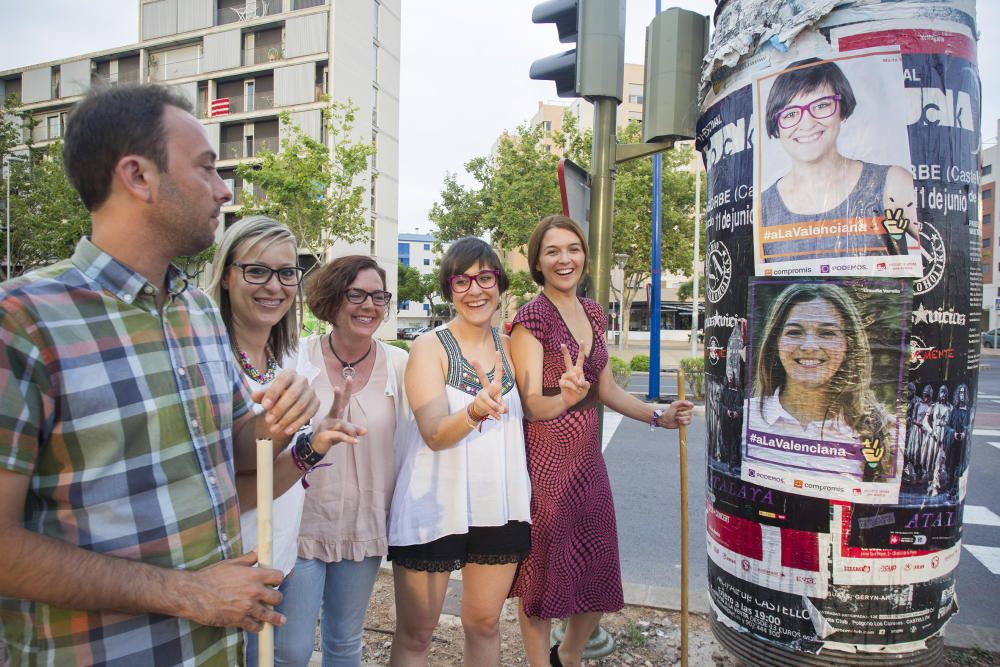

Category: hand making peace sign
[312, 376, 368, 453]
[469, 351, 508, 422]
[559, 340, 590, 409]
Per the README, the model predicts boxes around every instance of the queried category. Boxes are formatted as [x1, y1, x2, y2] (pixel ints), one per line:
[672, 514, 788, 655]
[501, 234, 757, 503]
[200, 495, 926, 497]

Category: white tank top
[388, 326, 532, 546]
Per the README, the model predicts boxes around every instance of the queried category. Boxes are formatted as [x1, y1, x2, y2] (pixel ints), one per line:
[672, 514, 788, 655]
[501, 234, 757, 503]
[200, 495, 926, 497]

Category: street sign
[558, 158, 591, 236]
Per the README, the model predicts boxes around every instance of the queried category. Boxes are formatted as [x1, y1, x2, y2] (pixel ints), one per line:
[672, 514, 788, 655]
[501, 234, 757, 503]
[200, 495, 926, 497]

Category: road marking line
[963, 545, 1000, 576]
[974, 429, 1000, 437]
[979, 394, 1000, 399]
[965, 505, 1000, 527]
[988, 442, 1000, 451]
[602, 411, 624, 453]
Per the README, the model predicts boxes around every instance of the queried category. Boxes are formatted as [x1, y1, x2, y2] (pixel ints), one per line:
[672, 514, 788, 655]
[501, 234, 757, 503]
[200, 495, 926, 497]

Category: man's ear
[113, 154, 157, 204]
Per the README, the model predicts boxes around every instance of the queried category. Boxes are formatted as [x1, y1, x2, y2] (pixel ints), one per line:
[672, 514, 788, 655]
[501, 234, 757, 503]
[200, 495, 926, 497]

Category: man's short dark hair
[765, 58, 856, 139]
[62, 84, 194, 211]
[438, 237, 509, 302]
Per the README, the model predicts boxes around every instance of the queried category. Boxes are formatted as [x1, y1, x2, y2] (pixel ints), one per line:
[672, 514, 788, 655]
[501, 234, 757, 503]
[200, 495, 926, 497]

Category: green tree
[396, 261, 426, 311]
[430, 121, 563, 251]
[2, 97, 90, 278]
[236, 99, 375, 264]
[612, 122, 703, 347]
[676, 277, 705, 302]
[500, 268, 538, 321]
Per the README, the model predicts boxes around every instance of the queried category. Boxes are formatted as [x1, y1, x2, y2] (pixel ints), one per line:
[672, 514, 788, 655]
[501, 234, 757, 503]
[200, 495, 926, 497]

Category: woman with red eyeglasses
[387, 238, 539, 666]
[761, 57, 919, 261]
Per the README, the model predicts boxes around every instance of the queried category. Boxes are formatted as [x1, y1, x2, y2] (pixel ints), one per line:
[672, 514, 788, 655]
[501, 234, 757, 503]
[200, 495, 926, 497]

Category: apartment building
[981, 121, 998, 330]
[0, 0, 401, 335]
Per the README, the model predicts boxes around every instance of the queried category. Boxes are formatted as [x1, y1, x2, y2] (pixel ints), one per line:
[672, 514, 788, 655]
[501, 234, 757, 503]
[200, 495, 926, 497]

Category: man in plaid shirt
[0, 85, 322, 665]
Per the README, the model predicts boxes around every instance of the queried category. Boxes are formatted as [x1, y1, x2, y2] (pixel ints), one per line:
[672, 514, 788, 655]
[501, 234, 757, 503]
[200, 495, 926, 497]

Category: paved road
[603, 363, 1000, 638]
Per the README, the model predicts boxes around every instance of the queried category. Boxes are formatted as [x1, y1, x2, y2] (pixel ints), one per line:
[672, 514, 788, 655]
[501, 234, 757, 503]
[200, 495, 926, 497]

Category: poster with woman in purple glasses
[753, 50, 923, 278]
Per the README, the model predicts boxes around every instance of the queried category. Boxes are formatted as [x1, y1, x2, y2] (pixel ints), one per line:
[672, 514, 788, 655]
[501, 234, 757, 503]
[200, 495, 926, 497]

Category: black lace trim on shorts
[389, 550, 528, 573]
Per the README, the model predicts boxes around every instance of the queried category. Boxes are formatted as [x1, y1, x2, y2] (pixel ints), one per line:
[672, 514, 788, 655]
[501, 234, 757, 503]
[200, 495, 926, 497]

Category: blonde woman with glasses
[206, 216, 363, 666]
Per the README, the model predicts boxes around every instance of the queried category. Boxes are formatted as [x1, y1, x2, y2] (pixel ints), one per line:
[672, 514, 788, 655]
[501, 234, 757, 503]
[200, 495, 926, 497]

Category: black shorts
[387, 520, 531, 572]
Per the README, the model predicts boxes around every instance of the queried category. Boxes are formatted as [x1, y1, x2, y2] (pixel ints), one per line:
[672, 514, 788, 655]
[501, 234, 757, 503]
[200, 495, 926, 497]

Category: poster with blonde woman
[743, 279, 909, 504]
[753, 50, 922, 277]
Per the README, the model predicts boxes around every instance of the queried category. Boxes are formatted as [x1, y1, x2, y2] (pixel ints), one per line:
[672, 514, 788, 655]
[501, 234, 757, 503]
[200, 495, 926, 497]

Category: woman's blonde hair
[206, 215, 300, 363]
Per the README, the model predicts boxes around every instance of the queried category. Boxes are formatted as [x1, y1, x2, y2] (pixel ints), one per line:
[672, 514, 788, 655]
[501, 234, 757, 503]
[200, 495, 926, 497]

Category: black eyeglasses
[231, 262, 305, 286]
[345, 288, 393, 306]
[448, 269, 500, 293]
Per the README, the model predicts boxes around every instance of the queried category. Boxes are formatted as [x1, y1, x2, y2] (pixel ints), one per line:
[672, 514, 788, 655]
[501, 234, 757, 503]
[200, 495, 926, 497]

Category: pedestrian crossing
[601, 410, 624, 452]
[964, 503, 1000, 576]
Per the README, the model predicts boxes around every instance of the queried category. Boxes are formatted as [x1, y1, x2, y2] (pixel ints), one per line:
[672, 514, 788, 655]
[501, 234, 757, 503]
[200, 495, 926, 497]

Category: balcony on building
[217, 0, 280, 27]
[92, 56, 141, 87]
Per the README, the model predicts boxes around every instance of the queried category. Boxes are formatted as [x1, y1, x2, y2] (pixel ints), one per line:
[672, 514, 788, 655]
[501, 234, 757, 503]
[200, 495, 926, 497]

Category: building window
[46, 114, 64, 140]
[423, 303, 430, 312]
[400, 300, 410, 309]
[372, 43, 379, 81]
[984, 238, 990, 249]
[371, 83, 379, 128]
[372, 1, 380, 40]
[984, 164, 993, 176]
[628, 83, 643, 105]
[423, 258, 430, 266]
[986, 213, 992, 226]
[985, 189, 994, 200]
[542, 120, 552, 131]
[245, 81, 255, 112]
[149, 43, 202, 82]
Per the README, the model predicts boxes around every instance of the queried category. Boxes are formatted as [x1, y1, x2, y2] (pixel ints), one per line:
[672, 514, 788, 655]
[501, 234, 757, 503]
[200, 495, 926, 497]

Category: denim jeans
[267, 555, 382, 667]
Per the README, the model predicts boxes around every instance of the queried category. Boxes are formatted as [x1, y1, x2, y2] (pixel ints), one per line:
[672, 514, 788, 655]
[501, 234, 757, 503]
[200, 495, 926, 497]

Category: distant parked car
[397, 326, 418, 340]
[410, 326, 432, 339]
[982, 328, 1000, 348]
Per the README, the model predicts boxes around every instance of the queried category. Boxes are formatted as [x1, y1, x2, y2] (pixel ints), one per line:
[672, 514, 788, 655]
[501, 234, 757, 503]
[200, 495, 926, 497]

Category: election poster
[831, 504, 961, 587]
[706, 501, 829, 598]
[742, 278, 908, 503]
[753, 49, 923, 277]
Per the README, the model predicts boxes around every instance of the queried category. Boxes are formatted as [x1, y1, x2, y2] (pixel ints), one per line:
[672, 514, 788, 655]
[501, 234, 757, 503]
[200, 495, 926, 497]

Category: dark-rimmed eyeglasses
[774, 94, 841, 130]
[231, 262, 305, 286]
[345, 288, 393, 306]
[448, 269, 500, 293]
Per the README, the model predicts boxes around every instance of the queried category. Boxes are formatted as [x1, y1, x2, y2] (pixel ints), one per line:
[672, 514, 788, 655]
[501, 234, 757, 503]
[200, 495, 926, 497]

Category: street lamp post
[4, 154, 28, 282]
[614, 253, 628, 350]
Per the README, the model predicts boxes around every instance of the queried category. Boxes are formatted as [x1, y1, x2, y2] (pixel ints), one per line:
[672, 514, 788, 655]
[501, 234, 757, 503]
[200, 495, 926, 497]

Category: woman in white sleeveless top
[388, 238, 532, 666]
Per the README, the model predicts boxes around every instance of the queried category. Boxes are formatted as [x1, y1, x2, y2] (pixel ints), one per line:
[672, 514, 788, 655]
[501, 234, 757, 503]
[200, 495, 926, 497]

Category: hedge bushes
[679, 356, 705, 399]
[609, 356, 632, 388]
[629, 354, 650, 372]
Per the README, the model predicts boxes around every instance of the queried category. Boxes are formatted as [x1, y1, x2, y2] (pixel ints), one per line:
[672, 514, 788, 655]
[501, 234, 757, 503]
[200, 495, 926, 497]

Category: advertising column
[696, 0, 979, 661]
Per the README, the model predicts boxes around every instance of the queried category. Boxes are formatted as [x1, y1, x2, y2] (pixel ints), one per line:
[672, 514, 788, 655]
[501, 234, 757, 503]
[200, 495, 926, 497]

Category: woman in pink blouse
[275, 255, 409, 667]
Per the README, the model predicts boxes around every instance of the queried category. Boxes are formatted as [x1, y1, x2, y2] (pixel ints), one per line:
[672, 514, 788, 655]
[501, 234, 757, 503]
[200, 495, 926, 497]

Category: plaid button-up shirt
[0, 238, 253, 666]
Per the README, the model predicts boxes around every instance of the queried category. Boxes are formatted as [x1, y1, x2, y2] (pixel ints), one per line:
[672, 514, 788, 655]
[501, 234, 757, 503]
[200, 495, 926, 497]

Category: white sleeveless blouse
[388, 326, 532, 546]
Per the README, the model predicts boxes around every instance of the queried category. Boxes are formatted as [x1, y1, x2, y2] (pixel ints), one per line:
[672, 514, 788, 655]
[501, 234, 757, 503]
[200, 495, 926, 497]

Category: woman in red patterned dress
[509, 215, 694, 667]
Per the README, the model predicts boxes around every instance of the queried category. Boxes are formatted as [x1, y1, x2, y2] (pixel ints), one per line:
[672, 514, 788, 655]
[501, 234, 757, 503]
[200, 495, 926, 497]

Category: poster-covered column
[696, 0, 979, 658]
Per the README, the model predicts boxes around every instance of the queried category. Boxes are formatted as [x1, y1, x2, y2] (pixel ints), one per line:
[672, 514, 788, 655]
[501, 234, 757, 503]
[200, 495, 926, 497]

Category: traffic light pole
[587, 97, 618, 314]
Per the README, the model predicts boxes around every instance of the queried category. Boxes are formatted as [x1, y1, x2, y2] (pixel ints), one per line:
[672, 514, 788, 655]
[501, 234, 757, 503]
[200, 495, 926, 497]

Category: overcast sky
[2, 1, 997, 233]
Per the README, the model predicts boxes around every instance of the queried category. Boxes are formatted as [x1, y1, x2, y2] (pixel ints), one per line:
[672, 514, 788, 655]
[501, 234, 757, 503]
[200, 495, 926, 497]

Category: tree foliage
[396, 261, 425, 309]
[500, 268, 538, 320]
[427, 112, 707, 347]
[2, 98, 90, 278]
[237, 99, 375, 265]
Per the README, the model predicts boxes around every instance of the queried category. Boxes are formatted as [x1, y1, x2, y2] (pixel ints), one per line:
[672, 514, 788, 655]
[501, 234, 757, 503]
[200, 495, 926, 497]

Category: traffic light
[641, 8, 709, 143]
[529, 0, 625, 101]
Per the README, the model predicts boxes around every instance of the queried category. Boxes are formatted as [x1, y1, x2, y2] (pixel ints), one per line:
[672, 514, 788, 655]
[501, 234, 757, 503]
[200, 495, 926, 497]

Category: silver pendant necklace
[328, 333, 373, 379]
